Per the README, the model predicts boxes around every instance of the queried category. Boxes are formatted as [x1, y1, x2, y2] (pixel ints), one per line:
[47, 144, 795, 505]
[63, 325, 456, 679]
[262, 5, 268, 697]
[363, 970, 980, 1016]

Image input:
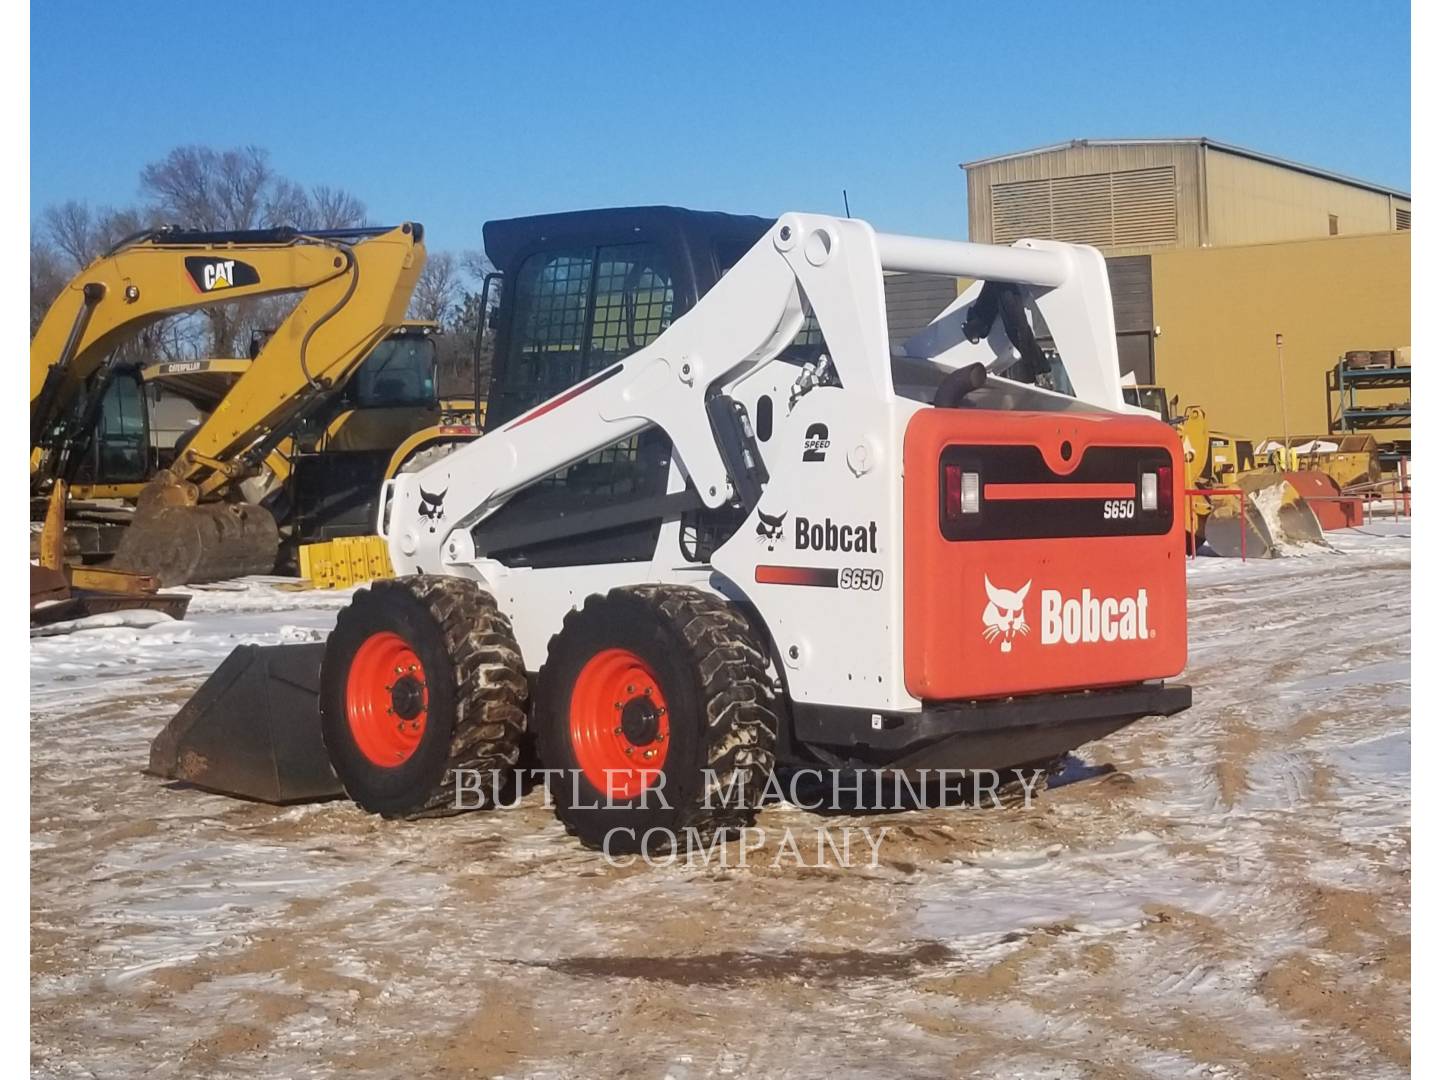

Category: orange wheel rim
[345, 631, 429, 766]
[569, 648, 670, 799]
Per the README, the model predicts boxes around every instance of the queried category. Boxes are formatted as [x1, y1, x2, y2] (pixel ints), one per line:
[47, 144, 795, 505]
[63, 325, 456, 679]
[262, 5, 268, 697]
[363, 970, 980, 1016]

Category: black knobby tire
[533, 584, 779, 853]
[320, 574, 528, 818]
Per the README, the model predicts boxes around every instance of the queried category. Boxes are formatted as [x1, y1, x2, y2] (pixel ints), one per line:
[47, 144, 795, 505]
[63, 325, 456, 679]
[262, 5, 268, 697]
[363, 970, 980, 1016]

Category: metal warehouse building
[958, 138, 1411, 443]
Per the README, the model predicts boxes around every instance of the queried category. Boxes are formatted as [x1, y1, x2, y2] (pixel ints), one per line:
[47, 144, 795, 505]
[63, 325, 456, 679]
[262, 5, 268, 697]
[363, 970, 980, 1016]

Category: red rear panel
[903, 407, 1187, 701]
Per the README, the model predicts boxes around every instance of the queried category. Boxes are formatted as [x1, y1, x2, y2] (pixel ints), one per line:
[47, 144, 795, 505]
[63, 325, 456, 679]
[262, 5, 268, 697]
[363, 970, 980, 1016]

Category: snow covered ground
[30, 529, 1411, 1079]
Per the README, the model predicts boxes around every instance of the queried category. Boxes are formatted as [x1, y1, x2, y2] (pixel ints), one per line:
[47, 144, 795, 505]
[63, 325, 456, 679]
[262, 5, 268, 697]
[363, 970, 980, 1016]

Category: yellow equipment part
[299, 535, 394, 589]
[31, 223, 425, 588]
[294, 429, 478, 589]
[1255, 434, 1381, 491]
[1203, 471, 1326, 558]
[29, 481, 190, 625]
[1166, 404, 1329, 558]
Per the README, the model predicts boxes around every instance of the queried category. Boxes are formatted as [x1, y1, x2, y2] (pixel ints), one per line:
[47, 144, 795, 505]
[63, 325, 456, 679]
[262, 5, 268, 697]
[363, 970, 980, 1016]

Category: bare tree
[263, 178, 311, 231]
[94, 207, 151, 252]
[31, 203, 154, 333]
[460, 249, 494, 281]
[306, 185, 369, 230]
[43, 201, 98, 268]
[135, 145, 369, 355]
[30, 239, 68, 335]
[140, 146, 369, 232]
[418, 253, 501, 400]
[410, 252, 461, 323]
[34, 144, 371, 355]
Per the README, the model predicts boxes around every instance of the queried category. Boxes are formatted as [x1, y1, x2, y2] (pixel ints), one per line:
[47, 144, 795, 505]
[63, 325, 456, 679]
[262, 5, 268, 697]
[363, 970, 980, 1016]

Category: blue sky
[30, 1, 1410, 255]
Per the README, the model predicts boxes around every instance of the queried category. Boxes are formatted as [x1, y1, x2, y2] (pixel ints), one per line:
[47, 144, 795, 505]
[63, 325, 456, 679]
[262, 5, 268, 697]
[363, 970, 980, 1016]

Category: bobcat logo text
[981, 576, 1154, 652]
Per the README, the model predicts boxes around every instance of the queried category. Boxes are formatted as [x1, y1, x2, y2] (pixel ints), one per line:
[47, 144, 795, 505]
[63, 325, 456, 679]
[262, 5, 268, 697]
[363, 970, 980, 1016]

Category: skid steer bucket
[1203, 473, 1327, 558]
[111, 501, 280, 586]
[147, 642, 344, 803]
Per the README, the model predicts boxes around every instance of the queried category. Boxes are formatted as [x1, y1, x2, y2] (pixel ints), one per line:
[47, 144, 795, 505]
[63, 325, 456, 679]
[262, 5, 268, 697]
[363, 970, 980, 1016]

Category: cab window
[1123, 385, 1170, 421]
[493, 244, 673, 425]
[347, 335, 438, 408]
[474, 242, 677, 567]
[73, 371, 149, 483]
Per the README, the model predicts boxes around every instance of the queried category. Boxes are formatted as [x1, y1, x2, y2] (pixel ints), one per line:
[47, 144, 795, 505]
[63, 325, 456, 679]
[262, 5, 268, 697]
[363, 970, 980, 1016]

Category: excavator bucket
[147, 642, 343, 803]
[111, 502, 280, 586]
[1203, 473, 1328, 558]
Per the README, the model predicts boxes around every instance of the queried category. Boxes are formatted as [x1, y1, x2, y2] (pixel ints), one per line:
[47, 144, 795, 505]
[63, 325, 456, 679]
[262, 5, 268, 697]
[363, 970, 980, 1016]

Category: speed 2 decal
[802, 422, 830, 463]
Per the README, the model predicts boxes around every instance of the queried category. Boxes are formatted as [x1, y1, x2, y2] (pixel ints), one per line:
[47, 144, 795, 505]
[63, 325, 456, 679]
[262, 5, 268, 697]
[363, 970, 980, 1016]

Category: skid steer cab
[152, 206, 1190, 852]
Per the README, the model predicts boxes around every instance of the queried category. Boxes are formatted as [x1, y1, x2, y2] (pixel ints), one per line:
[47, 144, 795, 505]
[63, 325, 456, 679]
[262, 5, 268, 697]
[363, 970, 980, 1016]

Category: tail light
[1143, 465, 1173, 512]
[943, 465, 981, 522]
[1141, 471, 1158, 511]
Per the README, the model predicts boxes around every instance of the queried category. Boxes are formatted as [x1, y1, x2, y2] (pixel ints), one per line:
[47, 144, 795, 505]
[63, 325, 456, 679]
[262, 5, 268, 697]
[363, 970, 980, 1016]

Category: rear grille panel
[938, 444, 1173, 541]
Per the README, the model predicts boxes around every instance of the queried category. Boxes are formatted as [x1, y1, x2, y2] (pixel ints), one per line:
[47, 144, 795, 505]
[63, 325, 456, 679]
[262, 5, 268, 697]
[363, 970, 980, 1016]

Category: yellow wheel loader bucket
[1202, 472, 1328, 558]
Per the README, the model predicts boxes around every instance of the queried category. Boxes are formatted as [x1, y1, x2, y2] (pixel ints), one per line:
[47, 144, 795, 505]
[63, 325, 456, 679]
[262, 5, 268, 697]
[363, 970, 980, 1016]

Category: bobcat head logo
[755, 508, 786, 551]
[417, 486, 446, 533]
[981, 576, 1031, 653]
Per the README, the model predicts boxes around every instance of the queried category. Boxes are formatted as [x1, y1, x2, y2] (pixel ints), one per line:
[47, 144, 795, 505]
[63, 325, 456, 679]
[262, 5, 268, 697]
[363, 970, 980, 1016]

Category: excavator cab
[288, 324, 470, 546]
[297, 323, 442, 451]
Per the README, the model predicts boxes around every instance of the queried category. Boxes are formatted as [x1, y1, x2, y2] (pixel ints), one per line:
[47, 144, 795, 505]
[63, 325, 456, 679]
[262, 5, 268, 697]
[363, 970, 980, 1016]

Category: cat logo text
[982, 577, 1153, 652]
[184, 256, 261, 293]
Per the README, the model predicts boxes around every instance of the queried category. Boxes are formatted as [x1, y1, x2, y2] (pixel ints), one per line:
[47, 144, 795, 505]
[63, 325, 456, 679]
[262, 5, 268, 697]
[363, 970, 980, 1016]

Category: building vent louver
[1396, 207, 1411, 230]
[991, 166, 1178, 249]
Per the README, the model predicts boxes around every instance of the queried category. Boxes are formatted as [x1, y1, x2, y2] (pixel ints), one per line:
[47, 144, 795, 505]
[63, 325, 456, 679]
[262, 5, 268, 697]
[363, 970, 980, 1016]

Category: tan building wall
[965, 139, 1411, 255]
[967, 142, 1204, 254]
[1202, 147, 1410, 246]
[1151, 231, 1410, 440]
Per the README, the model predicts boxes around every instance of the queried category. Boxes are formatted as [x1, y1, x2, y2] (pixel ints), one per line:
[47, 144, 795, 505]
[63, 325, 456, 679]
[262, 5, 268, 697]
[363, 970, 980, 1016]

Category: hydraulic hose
[295, 239, 360, 390]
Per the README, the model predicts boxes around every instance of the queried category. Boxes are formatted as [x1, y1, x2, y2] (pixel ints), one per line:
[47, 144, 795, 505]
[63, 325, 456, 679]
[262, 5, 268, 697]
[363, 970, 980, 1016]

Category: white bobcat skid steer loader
[151, 207, 1191, 850]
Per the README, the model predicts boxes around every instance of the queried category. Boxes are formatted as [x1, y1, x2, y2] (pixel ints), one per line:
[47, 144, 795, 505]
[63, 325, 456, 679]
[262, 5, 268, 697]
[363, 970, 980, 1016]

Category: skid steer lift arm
[384, 213, 1122, 580]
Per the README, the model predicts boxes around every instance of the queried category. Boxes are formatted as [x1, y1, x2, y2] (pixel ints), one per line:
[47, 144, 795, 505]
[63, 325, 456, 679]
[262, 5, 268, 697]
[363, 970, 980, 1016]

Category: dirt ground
[30, 529, 1410, 1079]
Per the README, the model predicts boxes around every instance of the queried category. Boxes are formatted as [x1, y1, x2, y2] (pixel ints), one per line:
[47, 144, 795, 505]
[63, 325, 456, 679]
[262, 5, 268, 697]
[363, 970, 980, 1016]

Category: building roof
[960, 138, 1410, 200]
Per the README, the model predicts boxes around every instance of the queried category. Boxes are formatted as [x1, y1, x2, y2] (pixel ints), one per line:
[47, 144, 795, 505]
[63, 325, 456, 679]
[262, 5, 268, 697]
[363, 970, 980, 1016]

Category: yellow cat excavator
[30, 223, 426, 617]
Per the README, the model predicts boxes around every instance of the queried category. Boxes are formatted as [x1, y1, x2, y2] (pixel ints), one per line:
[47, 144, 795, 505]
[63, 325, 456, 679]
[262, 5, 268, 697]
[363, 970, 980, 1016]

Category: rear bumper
[790, 682, 1191, 771]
